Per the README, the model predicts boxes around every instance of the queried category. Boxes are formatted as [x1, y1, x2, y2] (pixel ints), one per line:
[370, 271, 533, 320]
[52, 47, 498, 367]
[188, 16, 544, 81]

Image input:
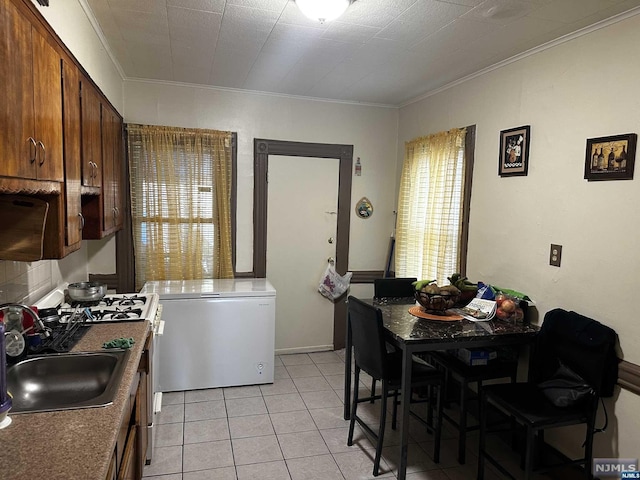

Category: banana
[412, 279, 436, 291]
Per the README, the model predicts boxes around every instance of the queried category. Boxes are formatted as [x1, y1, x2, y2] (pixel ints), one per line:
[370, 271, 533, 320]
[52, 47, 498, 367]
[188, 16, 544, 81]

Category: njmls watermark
[593, 458, 638, 477]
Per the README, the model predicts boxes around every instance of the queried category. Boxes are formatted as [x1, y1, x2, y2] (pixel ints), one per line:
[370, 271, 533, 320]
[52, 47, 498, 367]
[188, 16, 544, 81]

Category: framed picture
[584, 133, 637, 181]
[499, 125, 530, 177]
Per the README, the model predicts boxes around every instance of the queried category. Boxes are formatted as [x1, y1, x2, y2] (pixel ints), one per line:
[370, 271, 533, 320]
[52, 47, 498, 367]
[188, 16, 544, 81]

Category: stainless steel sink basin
[7, 350, 130, 414]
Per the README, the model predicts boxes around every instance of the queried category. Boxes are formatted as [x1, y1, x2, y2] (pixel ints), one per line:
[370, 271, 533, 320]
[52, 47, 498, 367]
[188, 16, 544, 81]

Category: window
[395, 127, 474, 285]
[127, 124, 235, 289]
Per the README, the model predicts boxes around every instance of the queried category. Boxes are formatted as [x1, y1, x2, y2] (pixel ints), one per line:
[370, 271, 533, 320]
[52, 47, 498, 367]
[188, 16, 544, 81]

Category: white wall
[123, 81, 400, 274]
[398, 12, 640, 461]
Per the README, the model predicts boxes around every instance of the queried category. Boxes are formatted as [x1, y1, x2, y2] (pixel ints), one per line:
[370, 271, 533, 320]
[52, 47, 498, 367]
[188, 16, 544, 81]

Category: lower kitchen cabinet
[107, 331, 151, 480]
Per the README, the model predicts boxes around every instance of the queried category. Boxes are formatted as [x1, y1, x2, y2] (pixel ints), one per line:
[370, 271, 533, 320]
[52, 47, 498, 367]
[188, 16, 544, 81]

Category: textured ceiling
[85, 0, 640, 106]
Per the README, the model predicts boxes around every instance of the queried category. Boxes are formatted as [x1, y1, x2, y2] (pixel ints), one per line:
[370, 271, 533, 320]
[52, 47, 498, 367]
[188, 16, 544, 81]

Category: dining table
[343, 297, 539, 480]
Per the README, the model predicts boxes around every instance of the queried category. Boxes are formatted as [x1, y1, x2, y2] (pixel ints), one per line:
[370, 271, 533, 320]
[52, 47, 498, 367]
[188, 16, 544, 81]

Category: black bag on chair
[538, 361, 594, 407]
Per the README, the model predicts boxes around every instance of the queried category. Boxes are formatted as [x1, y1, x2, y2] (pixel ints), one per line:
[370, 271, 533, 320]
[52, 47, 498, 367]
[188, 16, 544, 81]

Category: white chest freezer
[141, 278, 276, 392]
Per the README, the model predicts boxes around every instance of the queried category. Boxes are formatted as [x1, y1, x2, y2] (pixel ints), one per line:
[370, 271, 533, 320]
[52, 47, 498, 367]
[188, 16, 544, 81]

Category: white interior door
[266, 155, 340, 353]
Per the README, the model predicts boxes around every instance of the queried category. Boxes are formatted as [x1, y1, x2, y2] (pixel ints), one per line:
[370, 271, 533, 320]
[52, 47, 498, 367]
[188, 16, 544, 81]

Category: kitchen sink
[7, 350, 130, 414]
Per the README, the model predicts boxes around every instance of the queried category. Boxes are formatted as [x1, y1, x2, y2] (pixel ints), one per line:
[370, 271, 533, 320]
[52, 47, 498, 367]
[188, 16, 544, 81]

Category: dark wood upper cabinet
[0, 0, 63, 183]
[81, 77, 103, 189]
[0, 0, 125, 260]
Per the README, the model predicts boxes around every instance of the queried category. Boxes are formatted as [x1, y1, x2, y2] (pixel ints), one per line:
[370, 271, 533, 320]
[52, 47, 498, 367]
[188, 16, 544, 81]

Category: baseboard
[276, 345, 334, 355]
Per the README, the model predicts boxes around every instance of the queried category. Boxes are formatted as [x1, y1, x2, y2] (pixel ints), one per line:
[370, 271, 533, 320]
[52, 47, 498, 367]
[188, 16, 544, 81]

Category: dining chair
[347, 296, 444, 476]
[427, 349, 518, 464]
[369, 277, 418, 402]
[373, 277, 417, 299]
[477, 308, 619, 480]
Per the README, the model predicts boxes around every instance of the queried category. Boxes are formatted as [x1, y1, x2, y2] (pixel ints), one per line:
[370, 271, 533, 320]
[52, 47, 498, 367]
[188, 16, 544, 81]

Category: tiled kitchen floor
[142, 350, 550, 480]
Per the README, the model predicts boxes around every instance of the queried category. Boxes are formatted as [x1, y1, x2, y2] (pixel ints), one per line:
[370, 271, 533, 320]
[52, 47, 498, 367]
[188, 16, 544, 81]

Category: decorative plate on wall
[356, 197, 373, 219]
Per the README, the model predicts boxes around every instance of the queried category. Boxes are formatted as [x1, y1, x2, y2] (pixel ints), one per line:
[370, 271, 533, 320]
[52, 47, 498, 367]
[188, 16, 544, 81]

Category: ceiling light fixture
[296, 0, 352, 24]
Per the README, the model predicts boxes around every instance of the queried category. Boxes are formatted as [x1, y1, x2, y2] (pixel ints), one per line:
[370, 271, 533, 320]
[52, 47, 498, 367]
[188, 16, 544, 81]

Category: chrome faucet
[0, 304, 51, 338]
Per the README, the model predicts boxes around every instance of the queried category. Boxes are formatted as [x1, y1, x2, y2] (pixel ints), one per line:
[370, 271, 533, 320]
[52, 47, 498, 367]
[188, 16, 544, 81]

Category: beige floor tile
[225, 396, 267, 417]
[144, 474, 182, 480]
[155, 422, 184, 447]
[183, 440, 234, 472]
[382, 442, 439, 475]
[184, 418, 230, 444]
[405, 470, 450, 480]
[223, 385, 262, 399]
[274, 356, 284, 366]
[183, 467, 237, 480]
[319, 425, 374, 454]
[333, 450, 395, 479]
[300, 389, 343, 410]
[292, 376, 333, 393]
[286, 454, 344, 480]
[228, 414, 275, 439]
[308, 406, 349, 429]
[308, 351, 343, 364]
[142, 445, 182, 476]
[184, 400, 227, 421]
[157, 403, 185, 424]
[316, 362, 345, 376]
[323, 374, 347, 390]
[236, 460, 291, 480]
[264, 392, 307, 413]
[232, 434, 283, 465]
[162, 391, 185, 405]
[260, 378, 297, 396]
[270, 410, 317, 434]
[274, 365, 291, 379]
[185, 388, 224, 403]
[280, 353, 313, 366]
[277, 430, 329, 459]
[285, 364, 323, 378]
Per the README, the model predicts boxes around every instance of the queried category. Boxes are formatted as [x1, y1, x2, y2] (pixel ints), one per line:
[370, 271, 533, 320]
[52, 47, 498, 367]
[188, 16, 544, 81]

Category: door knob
[328, 237, 334, 244]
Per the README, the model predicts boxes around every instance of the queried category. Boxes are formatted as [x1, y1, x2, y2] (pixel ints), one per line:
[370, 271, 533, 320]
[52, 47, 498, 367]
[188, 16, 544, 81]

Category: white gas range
[35, 283, 163, 465]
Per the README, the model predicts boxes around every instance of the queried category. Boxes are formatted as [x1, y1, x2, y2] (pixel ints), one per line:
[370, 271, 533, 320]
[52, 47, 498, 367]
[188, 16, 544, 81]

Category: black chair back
[531, 308, 619, 397]
[374, 277, 417, 299]
[348, 296, 390, 380]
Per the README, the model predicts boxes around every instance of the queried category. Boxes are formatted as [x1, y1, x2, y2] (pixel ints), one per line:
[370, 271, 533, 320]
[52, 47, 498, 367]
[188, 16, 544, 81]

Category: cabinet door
[62, 58, 82, 248]
[81, 79, 102, 187]
[32, 28, 63, 181]
[113, 115, 124, 229]
[0, 0, 35, 179]
[102, 106, 116, 231]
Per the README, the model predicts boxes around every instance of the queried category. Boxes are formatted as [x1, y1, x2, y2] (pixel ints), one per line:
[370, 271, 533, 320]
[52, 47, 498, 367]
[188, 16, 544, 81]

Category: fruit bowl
[414, 290, 460, 315]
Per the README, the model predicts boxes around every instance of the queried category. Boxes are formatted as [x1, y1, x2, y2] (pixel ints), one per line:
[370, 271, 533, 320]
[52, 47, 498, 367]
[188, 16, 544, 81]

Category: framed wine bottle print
[499, 125, 530, 177]
[584, 133, 637, 181]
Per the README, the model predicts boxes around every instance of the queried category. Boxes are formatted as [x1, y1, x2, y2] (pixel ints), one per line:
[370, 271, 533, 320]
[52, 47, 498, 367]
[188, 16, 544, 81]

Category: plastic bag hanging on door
[318, 263, 352, 301]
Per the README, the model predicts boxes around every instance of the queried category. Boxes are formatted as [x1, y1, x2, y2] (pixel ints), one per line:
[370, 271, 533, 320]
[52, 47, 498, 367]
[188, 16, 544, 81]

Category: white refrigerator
[141, 278, 276, 392]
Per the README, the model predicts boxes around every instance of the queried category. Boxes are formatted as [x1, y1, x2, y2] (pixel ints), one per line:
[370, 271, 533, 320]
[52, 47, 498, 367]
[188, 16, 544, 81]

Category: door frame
[253, 139, 353, 350]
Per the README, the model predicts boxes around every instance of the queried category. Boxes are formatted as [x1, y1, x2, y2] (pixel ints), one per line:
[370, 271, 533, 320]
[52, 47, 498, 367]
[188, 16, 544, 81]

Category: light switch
[550, 244, 562, 267]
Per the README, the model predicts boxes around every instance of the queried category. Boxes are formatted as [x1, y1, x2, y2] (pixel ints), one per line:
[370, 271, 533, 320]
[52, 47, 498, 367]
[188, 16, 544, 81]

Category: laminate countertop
[0, 321, 151, 480]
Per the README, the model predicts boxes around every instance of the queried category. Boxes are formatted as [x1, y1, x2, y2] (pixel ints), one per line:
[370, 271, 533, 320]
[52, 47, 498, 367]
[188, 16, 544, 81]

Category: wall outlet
[550, 244, 562, 267]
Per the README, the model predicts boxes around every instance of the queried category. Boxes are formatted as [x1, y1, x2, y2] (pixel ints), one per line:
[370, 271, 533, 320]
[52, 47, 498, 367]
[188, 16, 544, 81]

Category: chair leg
[347, 366, 361, 446]
[373, 380, 389, 476]
[433, 381, 443, 463]
[477, 392, 488, 480]
[523, 426, 535, 480]
[457, 379, 469, 464]
[392, 388, 399, 430]
[370, 379, 376, 403]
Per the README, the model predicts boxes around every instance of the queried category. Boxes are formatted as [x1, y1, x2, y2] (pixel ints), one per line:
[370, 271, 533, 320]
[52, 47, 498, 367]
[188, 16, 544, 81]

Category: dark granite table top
[369, 299, 539, 349]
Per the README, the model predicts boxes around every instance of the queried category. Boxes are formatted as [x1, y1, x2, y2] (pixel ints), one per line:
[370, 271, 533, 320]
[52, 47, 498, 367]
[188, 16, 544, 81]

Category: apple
[501, 299, 516, 313]
[495, 293, 507, 307]
[495, 308, 510, 320]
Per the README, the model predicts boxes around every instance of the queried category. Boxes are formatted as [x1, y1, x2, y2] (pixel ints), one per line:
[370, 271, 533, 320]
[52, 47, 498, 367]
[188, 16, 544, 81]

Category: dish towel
[103, 337, 135, 349]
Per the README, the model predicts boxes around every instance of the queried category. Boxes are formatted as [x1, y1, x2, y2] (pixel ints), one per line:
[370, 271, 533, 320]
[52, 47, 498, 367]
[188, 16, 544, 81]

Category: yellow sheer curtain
[395, 128, 467, 285]
[128, 124, 234, 289]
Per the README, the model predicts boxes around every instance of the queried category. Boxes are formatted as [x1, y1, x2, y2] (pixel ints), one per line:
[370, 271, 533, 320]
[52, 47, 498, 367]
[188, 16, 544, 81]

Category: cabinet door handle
[78, 212, 85, 230]
[27, 137, 36, 164]
[37, 141, 46, 166]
